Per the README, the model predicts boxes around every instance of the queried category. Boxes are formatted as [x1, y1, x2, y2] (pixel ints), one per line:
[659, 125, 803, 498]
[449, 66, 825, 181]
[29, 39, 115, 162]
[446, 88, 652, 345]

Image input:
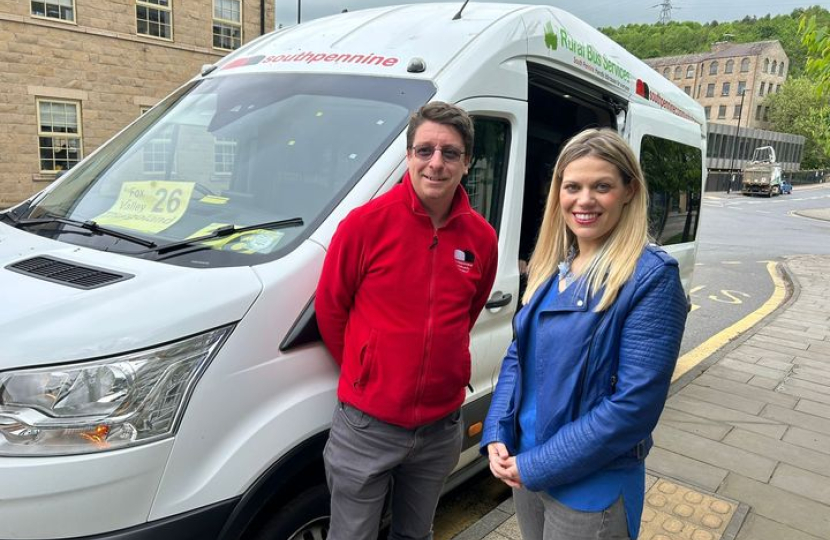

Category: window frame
[709, 61, 719, 75]
[685, 65, 694, 78]
[725, 59, 734, 74]
[30, 0, 76, 23]
[737, 81, 746, 95]
[36, 98, 84, 174]
[639, 135, 703, 246]
[136, 0, 173, 41]
[464, 115, 511, 235]
[721, 82, 730, 96]
[717, 105, 727, 119]
[212, 0, 243, 51]
[741, 58, 750, 73]
[706, 83, 715, 98]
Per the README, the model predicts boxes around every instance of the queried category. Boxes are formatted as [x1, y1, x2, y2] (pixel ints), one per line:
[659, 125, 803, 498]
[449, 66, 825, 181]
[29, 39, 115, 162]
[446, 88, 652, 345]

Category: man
[315, 101, 498, 540]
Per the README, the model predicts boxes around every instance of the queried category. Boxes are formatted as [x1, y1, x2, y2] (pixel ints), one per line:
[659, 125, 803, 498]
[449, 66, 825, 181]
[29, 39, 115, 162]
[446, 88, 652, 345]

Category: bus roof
[212, 3, 705, 126]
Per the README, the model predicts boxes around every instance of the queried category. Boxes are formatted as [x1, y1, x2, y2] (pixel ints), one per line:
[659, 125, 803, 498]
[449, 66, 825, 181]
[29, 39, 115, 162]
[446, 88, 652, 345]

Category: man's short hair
[406, 101, 474, 156]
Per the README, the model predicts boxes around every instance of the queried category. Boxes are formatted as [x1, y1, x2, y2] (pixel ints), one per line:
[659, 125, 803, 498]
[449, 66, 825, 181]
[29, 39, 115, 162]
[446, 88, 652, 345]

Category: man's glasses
[409, 144, 466, 163]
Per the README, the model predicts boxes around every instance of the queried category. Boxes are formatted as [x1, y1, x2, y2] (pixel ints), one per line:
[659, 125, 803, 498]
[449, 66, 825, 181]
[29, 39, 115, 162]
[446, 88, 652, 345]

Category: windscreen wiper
[140, 217, 304, 256]
[14, 217, 157, 248]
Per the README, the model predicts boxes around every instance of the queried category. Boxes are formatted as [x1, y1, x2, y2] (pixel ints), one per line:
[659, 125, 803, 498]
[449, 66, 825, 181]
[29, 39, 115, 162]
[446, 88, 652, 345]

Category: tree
[765, 78, 830, 168]
[800, 15, 830, 97]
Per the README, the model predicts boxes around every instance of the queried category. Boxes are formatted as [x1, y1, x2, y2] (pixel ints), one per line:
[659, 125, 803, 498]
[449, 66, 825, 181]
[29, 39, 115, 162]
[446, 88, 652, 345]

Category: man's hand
[487, 442, 523, 489]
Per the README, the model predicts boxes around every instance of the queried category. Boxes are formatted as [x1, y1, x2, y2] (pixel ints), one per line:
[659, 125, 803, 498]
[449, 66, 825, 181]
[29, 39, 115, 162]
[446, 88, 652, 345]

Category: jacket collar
[401, 171, 472, 226]
[522, 273, 592, 318]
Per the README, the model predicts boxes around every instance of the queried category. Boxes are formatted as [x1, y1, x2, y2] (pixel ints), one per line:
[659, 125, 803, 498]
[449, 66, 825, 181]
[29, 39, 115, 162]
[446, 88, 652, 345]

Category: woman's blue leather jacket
[480, 245, 688, 491]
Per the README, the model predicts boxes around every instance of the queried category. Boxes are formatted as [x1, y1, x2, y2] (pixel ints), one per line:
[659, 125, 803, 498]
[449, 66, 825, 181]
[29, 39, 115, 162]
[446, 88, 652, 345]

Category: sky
[276, 0, 830, 29]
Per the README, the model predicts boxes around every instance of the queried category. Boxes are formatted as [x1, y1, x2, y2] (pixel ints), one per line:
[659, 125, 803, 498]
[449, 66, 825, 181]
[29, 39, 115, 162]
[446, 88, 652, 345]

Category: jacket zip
[572, 290, 598, 421]
[511, 316, 523, 443]
[414, 229, 439, 425]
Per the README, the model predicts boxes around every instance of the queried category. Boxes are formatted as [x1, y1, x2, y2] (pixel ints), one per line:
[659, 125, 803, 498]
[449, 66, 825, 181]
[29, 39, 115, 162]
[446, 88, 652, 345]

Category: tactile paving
[638, 479, 739, 540]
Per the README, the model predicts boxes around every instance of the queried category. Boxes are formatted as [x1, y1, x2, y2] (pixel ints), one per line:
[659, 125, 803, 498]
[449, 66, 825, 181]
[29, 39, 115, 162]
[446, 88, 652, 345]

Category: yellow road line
[672, 262, 787, 382]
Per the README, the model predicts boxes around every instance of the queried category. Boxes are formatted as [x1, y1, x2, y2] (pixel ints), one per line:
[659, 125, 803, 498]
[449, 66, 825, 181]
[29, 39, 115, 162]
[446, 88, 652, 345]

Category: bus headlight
[0, 326, 232, 456]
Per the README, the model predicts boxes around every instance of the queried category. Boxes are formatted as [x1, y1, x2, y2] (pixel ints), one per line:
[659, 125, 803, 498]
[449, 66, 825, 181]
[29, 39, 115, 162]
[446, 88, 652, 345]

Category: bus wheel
[251, 484, 330, 540]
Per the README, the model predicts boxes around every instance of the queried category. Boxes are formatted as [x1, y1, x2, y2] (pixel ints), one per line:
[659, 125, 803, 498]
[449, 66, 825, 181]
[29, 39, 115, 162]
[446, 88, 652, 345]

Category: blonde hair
[523, 128, 650, 311]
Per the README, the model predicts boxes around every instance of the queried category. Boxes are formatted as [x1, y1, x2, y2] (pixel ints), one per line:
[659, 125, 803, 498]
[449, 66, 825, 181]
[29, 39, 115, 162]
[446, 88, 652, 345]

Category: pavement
[453, 209, 830, 539]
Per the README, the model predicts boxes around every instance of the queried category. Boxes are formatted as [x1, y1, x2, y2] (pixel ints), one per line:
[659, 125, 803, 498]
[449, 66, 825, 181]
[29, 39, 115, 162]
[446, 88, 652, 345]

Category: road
[682, 183, 830, 356]
[433, 182, 830, 539]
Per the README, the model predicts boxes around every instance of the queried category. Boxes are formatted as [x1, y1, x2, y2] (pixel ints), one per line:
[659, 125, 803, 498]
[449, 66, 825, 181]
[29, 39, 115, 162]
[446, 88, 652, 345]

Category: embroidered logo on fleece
[454, 249, 475, 273]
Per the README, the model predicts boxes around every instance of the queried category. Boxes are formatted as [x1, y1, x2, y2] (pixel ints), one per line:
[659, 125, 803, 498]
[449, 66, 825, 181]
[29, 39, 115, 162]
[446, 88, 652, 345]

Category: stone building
[646, 41, 804, 172]
[0, 0, 274, 207]
[645, 40, 789, 130]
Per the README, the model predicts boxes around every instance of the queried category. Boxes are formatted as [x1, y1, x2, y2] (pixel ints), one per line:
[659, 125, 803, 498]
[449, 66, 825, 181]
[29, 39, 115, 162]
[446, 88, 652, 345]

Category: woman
[481, 128, 688, 540]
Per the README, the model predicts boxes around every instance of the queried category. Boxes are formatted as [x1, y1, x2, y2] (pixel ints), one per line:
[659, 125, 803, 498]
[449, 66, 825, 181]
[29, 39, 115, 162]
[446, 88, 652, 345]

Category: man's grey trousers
[324, 402, 463, 540]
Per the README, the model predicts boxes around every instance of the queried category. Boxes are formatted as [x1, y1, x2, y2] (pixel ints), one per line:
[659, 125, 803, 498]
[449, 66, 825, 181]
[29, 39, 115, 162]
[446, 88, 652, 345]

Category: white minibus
[0, 4, 705, 539]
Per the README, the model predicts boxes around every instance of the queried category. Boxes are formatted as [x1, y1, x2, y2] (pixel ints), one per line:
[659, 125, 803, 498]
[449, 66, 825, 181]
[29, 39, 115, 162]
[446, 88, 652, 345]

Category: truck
[741, 146, 783, 197]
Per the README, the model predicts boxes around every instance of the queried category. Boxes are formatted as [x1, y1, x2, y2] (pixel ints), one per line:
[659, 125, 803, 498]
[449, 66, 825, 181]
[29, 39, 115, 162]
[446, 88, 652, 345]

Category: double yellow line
[672, 262, 787, 381]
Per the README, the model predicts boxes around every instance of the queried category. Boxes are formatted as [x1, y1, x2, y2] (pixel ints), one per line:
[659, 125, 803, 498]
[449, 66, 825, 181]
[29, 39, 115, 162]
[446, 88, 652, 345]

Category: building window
[755, 105, 762, 120]
[733, 105, 742, 119]
[737, 81, 746, 95]
[721, 82, 730, 96]
[696, 84, 701, 98]
[759, 82, 765, 96]
[686, 65, 694, 78]
[674, 66, 682, 79]
[213, 0, 242, 50]
[706, 83, 715, 97]
[725, 60, 734, 74]
[37, 99, 83, 173]
[684, 86, 691, 95]
[763, 107, 769, 122]
[214, 138, 237, 174]
[704, 106, 711, 119]
[741, 58, 750, 73]
[709, 61, 718, 75]
[137, 0, 172, 40]
[31, 0, 75, 22]
[771, 60, 778, 75]
[776, 84, 781, 93]
[663, 67, 670, 78]
[763, 58, 769, 73]
[778, 63, 785, 76]
[718, 105, 726, 119]
[143, 137, 172, 174]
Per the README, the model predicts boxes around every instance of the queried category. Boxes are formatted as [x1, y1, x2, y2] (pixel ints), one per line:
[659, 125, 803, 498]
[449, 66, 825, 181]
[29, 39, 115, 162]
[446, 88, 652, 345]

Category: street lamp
[726, 89, 746, 194]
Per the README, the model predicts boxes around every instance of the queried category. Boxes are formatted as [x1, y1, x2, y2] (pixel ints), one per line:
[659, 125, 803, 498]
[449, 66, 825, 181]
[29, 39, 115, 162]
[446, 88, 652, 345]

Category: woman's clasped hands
[487, 442, 523, 489]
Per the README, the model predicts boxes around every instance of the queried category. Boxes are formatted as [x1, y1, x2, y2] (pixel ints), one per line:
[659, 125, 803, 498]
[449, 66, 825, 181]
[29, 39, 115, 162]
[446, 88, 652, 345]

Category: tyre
[251, 484, 331, 540]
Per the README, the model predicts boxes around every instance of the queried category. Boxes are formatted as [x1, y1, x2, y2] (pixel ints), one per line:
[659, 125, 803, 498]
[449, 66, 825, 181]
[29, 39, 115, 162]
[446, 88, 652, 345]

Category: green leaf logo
[544, 22, 558, 51]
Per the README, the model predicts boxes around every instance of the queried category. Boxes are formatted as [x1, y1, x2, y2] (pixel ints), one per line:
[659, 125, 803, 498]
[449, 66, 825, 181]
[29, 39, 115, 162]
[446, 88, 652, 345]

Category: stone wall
[0, 0, 274, 207]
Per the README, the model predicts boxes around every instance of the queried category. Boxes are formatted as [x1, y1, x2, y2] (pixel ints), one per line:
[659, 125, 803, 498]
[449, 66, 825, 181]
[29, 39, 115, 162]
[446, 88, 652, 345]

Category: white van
[0, 4, 705, 539]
